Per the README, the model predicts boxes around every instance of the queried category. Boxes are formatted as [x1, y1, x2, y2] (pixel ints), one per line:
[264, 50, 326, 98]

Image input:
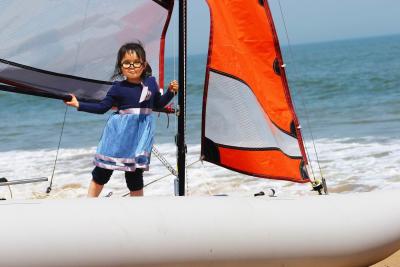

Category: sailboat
[1, 1, 400, 266]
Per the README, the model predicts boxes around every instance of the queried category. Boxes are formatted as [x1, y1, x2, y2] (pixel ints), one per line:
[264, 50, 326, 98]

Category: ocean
[0, 34, 399, 199]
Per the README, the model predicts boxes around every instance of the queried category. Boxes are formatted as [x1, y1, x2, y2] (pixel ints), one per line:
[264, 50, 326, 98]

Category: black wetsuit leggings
[92, 166, 144, 191]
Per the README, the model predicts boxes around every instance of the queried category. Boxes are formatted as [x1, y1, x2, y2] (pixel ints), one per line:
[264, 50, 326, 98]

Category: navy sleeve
[154, 90, 175, 109]
[78, 85, 117, 114]
[151, 77, 175, 109]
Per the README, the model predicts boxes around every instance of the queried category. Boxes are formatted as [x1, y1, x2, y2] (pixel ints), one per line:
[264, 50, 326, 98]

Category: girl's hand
[64, 94, 79, 108]
[168, 80, 179, 94]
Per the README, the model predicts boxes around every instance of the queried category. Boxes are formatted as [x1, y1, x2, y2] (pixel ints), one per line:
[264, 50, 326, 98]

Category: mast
[176, 0, 187, 196]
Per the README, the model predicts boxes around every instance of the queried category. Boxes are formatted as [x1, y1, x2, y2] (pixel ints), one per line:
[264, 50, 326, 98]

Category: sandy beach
[372, 250, 400, 266]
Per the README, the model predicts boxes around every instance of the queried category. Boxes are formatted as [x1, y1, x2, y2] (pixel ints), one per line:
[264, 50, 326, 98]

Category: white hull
[1, 190, 400, 267]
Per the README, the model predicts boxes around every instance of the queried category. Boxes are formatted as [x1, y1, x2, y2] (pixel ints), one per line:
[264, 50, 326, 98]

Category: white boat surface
[1, 189, 400, 267]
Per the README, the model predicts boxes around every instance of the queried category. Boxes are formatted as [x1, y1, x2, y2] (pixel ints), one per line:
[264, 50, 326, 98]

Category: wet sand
[372, 250, 400, 266]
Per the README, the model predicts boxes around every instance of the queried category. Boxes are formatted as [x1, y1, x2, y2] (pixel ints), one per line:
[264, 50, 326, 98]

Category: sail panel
[220, 147, 305, 182]
[0, 0, 173, 101]
[202, 0, 309, 182]
[0, 59, 110, 102]
[205, 70, 301, 157]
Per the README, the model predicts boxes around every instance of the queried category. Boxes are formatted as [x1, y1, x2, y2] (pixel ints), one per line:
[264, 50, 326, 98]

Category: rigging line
[7, 185, 13, 199]
[182, 0, 188, 194]
[276, 0, 323, 182]
[187, 159, 201, 168]
[152, 145, 178, 177]
[46, 105, 68, 193]
[121, 173, 170, 197]
[0, 177, 13, 199]
[121, 159, 201, 197]
[46, 0, 91, 193]
[121, 172, 171, 197]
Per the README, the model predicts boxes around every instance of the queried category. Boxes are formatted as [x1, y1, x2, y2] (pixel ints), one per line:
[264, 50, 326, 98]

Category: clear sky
[166, 0, 400, 55]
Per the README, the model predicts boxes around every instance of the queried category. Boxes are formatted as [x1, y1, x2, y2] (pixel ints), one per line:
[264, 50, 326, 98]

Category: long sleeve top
[78, 76, 174, 114]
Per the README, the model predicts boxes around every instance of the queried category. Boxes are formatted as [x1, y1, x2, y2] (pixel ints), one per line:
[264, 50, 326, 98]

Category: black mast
[177, 0, 187, 196]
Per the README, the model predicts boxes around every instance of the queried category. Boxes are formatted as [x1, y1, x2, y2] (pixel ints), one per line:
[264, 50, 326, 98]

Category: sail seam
[210, 161, 308, 183]
[214, 142, 302, 160]
[151, 0, 172, 9]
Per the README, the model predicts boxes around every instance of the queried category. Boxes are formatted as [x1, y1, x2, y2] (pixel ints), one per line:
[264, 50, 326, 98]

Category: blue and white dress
[78, 76, 174, 171]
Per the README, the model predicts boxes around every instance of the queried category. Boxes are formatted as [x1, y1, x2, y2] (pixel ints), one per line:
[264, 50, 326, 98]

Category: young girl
[65, 42, 178, 197]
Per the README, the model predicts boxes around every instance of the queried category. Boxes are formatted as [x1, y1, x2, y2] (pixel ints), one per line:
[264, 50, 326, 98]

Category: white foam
[1, 137, 399, 200]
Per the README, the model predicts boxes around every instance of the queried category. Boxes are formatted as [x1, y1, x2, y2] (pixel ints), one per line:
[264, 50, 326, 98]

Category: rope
[186, 159, 201, 168]
[277, 0, 325, 183]
[145, 158, 200, 190]
[121, 159, 201, 197]
[0, 177, 13, 199]
[46, 106, 68, 193]
[7, 185, 13, 199]
[152, 145, 178, 177]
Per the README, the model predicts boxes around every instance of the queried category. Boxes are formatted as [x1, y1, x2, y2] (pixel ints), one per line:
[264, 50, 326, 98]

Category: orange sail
[202, 0, 309, 182]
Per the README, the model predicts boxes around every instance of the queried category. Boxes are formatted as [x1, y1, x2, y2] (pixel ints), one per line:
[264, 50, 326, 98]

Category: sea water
[0, 34, 399, 199]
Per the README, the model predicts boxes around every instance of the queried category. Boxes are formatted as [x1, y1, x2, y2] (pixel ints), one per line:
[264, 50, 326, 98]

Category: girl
[65, 42, 178, 197]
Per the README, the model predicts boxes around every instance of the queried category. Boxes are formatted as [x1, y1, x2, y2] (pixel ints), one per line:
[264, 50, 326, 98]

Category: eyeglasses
[121, 61, 144, 69]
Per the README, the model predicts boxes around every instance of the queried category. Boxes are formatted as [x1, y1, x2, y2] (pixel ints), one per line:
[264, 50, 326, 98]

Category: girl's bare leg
[130, 189, 143, 197]
[87, 180, 104, 197]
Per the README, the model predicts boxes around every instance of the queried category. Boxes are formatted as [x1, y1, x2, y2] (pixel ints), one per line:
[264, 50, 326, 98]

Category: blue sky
[166, 0, 400, 55]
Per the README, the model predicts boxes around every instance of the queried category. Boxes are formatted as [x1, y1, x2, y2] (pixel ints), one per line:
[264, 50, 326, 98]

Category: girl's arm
[64, 88, 116, 114]
[154, 80, 179, 109]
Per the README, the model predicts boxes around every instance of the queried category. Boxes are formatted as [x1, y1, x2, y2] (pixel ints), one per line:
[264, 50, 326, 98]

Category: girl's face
[120, 51, 146, 83]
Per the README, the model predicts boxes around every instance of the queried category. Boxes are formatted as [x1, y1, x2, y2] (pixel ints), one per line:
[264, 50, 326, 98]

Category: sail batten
[202, 0, 309, 182]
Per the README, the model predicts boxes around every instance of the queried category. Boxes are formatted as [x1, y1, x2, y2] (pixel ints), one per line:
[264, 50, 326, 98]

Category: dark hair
[111, 41, 152, 81]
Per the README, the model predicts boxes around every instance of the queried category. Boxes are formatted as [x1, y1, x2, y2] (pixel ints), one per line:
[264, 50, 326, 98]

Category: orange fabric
[206, 0, 293, 133]
[219, 147, 307, 183]
[204, 0, 309, 182]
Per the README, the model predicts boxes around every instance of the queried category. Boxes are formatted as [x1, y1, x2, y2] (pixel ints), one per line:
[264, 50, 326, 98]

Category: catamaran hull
[1, 190, 400, 267]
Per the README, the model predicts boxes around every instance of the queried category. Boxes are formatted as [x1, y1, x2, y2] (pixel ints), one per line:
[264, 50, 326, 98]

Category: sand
[372, 250, 400, 267]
